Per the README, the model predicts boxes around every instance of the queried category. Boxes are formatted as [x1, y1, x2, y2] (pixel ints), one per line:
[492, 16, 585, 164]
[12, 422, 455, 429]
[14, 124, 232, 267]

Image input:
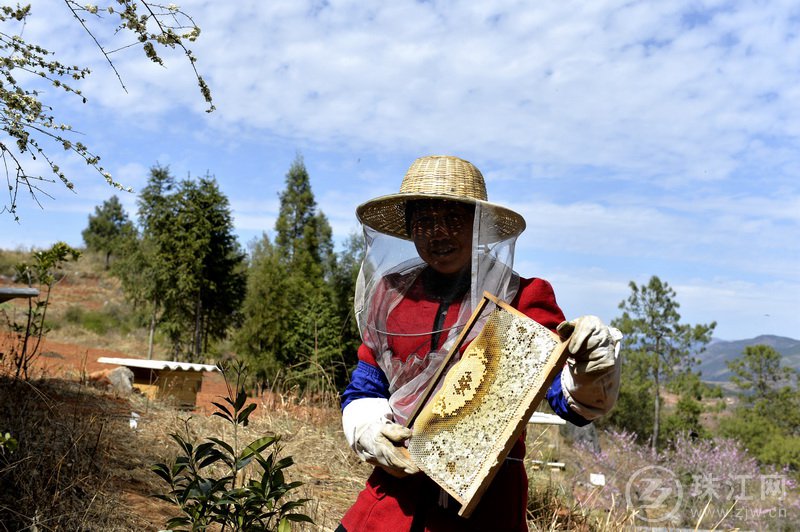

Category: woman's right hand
[342, 397, 420, 477]
[359, 419, 419, 477]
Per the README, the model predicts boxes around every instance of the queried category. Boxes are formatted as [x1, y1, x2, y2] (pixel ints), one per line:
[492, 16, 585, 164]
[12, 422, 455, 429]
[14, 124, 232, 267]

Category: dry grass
[155, 397, 371, 531]
[523, 427, 636, 532]
[0, 375, 363, 531]
[0, 376, 169, 530]
[248, 395, 372, 528]
[1, 251, 636, 530]
[0, 373, 631, 531]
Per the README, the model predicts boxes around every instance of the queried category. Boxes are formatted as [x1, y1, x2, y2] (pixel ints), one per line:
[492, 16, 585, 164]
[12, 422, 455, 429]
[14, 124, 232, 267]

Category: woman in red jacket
[338, 155, 621, 531]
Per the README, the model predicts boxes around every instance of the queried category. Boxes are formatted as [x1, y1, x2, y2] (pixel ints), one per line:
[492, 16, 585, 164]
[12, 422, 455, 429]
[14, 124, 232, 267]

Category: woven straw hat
[356, 155, 526, 241]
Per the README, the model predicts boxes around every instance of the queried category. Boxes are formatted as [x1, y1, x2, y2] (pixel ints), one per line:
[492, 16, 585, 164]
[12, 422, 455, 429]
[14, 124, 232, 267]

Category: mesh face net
[354, 201, 521, 425]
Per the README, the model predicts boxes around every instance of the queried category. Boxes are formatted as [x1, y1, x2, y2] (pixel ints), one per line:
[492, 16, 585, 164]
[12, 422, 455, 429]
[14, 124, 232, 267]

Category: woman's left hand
[557, 316, 622, 420]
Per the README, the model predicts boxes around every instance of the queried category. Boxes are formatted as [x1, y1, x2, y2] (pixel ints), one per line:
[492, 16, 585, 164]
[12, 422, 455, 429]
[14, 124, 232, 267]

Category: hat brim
[356, 192, 526, 241]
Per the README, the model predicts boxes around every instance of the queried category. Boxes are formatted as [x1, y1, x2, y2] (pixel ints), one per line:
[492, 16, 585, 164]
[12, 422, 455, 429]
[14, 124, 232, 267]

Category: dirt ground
[2, 271, 229, 413]
[14, 338, 230, 529]
[32, 336, 230, 409]
[1, 269, 363, 530]
[7, 340, 358, 530]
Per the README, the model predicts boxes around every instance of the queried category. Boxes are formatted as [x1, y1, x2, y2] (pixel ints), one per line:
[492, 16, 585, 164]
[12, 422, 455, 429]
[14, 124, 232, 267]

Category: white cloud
[22, 1, 800, 193]
[4, 0, 798, 339]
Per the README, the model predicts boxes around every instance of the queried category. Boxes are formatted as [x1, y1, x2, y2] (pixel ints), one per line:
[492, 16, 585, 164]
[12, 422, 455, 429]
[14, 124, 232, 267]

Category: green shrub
[60, 303, 135, 335]
[0, 249, 28, 277]
[152, 360, 313, 531]
[2, 243, 80, 379]
[0, 431, 17, 456]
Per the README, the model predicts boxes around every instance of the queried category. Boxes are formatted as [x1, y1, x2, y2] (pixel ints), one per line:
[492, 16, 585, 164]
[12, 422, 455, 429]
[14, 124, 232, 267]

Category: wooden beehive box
[97, 357, 218, 409]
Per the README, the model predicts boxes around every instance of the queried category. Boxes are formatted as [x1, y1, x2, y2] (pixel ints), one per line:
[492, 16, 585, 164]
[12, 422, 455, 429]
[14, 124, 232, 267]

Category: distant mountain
[697, 335, 800, 382]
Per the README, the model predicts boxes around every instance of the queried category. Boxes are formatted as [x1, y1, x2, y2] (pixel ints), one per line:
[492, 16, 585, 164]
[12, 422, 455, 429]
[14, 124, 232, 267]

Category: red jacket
[342, 277, 566, 532]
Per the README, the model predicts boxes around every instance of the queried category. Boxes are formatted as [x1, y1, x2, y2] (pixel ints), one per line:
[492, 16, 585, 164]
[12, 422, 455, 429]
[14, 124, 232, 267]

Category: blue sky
[1, 0, 798, 341]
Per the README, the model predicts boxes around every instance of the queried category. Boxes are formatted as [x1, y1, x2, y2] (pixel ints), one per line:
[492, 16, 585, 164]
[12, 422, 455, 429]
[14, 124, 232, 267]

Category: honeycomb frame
[406, 292, 569, 517]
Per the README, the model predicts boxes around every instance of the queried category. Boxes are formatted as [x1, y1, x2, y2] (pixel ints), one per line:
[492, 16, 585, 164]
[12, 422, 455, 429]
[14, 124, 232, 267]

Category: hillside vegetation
[2, 155, 799, 530]
[1, 250, 798, 530]
[700, 336, 800, 382]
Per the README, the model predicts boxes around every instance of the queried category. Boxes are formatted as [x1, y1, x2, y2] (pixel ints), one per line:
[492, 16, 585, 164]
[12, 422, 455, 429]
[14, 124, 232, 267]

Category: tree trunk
[193, 292, 202, 361]
[202, 314, 210, 356]
[652, 366, 660, 455]
[147, 301, 156, 360]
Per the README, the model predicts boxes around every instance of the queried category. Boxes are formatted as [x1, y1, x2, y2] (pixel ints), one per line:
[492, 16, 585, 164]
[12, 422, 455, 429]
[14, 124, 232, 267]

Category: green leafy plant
[152, 360, 313, 531]
[59, 303, 136, 335]
[0, 431, 17, 456]
[0, 242, 80, 379]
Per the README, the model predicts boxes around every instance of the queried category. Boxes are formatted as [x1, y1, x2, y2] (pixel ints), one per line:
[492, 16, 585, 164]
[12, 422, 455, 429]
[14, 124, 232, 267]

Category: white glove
[342, 397, 420, 477]
[557, 316, 622, 420]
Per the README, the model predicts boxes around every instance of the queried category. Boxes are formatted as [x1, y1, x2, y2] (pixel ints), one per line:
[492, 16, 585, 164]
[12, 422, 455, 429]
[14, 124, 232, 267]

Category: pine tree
[114, 165, 177, 358]
[274, 155, 334, 276]
[236, 155, 350, 391]
[81, 195, 136, 269]
[720, 345, 800, 468]
[235, 235, 291, 384]
[177, 177, 246, 360]
[156, 176, 245, 361]
[331, 231, 365, 365]
[115, 166, 245, 361]
[728, 344, 797, 402]
[610, 276, 716, 451]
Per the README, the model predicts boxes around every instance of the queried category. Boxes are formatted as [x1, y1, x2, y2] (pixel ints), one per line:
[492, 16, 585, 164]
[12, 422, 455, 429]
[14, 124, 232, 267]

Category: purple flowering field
[552, 430, 800, 530]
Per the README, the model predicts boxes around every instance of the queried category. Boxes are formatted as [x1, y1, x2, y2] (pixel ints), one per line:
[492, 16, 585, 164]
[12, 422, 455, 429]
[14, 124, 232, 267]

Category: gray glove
[557, 315, 619, 375]
[342, 397, 420, 477]
[356, 419, 419, 477]
[557, 316, 622, 420]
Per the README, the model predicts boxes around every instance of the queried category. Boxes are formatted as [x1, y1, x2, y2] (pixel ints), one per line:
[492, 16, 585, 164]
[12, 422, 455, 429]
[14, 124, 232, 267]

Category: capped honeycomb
[407, 296, 568, 517]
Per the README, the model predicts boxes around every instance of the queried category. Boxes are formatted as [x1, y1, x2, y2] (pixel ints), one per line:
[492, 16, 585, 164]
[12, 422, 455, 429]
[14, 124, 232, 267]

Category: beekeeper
[337, 155, 621, 532]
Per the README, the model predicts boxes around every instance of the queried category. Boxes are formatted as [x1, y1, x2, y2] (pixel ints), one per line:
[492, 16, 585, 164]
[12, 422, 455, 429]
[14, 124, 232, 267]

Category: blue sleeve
[340, 361, 391, 411]
[546, 371, 592, 427]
